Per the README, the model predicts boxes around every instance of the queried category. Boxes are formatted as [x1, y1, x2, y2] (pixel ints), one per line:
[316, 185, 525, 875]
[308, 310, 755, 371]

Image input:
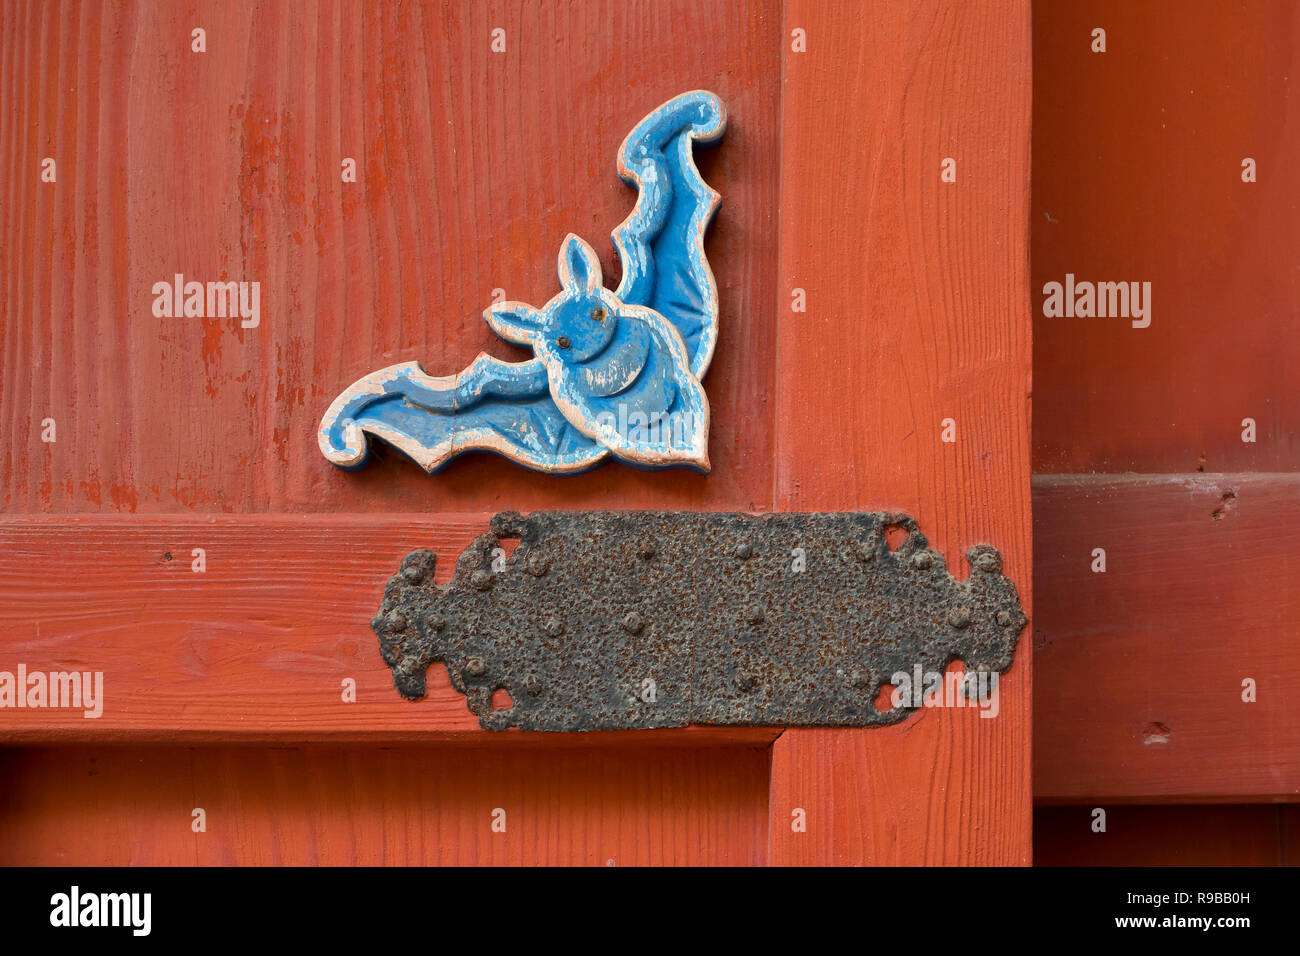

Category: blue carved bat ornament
[318, 90, 727, 475]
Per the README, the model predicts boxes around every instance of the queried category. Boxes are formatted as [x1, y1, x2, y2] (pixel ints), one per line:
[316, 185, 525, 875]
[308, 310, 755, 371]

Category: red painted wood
[0, 514, 483, 738]
[0, 513, 783, 746]
[0, 744, 771, 865]
[1029, 3, 1299, 861]
[1, 0, 1040, 866]
[0, 0, 781, 514]
[1032, 1, 1300, 473]
[1034, 474, 1300, 803]
[0, 0, 787, 865]
[1035, 805, 1285, 867]
[767, 0, 1033, 864]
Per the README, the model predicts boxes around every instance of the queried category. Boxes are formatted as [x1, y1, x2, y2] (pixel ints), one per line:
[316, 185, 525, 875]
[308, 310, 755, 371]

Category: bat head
[484, 234, 621, 363]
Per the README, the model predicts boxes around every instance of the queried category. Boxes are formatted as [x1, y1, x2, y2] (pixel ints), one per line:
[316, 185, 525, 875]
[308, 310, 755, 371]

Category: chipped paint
[319, 90, 727, 475]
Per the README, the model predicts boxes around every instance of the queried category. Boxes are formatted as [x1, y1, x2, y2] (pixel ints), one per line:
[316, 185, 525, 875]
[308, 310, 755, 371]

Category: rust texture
[373, 511, 1027, 731]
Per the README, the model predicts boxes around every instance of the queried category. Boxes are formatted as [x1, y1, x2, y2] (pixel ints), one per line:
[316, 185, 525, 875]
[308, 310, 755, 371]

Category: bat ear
[484, 301, 543, 346]
[557, 233, 603, 295]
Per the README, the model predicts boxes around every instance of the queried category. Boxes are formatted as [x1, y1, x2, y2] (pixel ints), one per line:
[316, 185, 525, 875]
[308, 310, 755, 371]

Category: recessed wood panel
[0, 0, 782, 514]
[0, 744, 771, 866]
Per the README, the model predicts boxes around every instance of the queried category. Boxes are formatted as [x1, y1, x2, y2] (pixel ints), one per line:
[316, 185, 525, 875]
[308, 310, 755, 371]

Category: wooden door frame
[0, 0, 1031, 865]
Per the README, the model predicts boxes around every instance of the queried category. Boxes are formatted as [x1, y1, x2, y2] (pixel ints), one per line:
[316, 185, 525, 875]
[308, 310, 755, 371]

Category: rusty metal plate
[372, 511, 1027, 731]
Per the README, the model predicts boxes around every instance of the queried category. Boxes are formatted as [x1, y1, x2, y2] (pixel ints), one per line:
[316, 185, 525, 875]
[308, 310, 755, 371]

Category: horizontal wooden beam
[14, 474, 1289, 803]
[0, 514, 780, 747]
[1033, 474, 1300, 802]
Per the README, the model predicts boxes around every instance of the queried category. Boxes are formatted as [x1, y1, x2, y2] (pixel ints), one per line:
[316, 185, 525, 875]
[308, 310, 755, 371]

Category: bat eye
[590, 307, 606, 323]
[556, 336, 571, 350]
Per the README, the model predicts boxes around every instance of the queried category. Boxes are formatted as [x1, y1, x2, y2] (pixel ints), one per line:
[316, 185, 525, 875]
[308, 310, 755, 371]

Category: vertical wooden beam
[769, 0, 1033, 864]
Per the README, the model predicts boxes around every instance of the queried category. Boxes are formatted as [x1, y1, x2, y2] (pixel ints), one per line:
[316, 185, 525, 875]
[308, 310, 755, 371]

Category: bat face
[537, 288, 621, 363]
[482, 233, 618, 357]
[481, 233, 709, 470]
[523, 271, 678, 411]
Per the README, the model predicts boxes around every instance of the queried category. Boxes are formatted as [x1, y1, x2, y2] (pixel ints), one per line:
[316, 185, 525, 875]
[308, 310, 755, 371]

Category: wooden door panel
[1, 0, 1033, 865]
[0, 514, 787, 746]
[0, 514, 529, 739]
[0, 745, 770, 865]
[1031, 0, 1300, 474]
[1, 0, 781, 514]
[1029, 2, 1299, 863]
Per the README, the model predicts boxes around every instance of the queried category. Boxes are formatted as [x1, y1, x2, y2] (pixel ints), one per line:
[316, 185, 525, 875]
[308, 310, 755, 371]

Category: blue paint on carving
[319, 90, 726, 475]
[320, 357, 604, 475]
[614, 91, 726, 376]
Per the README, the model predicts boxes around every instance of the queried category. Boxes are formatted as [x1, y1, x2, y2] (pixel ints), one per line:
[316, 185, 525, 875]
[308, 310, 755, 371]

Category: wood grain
[1034, 474, 1300, 802]
[1032, 1, 1300, 473]
[0, 513, 783, 746]
[1, 0, 1043, 866]
[0, 0, 784, 863]
[1029, 1, 1300, 860]
[0, 743, 771, 865]
[767, 0, 1033, 864]
[0, 0, 781, 514]
[0, 514, 481, 737]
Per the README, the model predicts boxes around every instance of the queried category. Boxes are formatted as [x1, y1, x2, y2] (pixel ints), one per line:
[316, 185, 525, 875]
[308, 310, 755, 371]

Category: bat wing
[613, 90, 727, 378]
[318, 355, 606, 474]
[318, 91, 727, 477]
